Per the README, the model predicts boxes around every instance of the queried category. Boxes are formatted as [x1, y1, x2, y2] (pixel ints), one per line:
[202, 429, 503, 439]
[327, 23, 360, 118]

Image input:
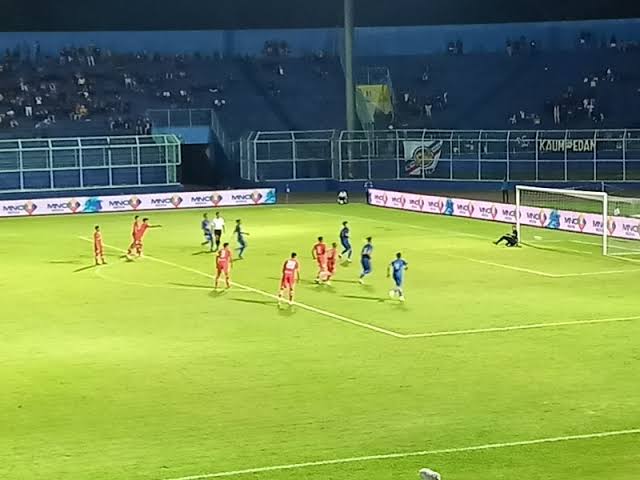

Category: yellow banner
[356, 84, 393, 115]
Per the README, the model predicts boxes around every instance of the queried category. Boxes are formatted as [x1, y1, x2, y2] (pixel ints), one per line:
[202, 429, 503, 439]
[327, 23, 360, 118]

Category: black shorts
[214, 229, 223, 238]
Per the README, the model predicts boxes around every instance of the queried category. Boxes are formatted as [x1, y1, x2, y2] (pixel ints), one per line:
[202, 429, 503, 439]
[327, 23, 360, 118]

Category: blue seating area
[241, 56, 346, 131]
[0, 39, 639, 141]
[381, 49, 640, 130]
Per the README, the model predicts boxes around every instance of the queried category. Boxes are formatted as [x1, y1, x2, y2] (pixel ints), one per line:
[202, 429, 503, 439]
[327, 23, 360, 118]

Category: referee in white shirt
[212, 211, 226, 251]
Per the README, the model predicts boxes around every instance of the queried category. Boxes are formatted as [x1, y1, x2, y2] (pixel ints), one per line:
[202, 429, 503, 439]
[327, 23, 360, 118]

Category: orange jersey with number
[217, 248, 232, 270]
[313, 242, 326, 260]
[326, 247, 337, 267]
[134, 223, 149, 241]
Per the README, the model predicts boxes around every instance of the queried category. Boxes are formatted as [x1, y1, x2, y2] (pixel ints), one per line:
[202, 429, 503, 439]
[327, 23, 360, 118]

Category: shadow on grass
[232, 298, 276, 307]
[169, 282, 212, 290]
[73, 264, 99, 273]
[233, 297, 297, 316]
[391, 301, 411, 311]
[50, 260, 81, 265]
[191, 250, 213, 256]
[341, 294, 385, 303]
[277, 304, 297, 317]
[208, 289, 230, 298]
[266, 276, 317, 286]
[330, 278, 360, 285]
[359, 283, 376, 292]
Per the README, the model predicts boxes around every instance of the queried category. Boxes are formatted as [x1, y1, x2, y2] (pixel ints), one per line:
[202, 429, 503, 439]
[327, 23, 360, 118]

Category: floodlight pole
[344, 0, 356, 178]
[344, 0, 356, 133]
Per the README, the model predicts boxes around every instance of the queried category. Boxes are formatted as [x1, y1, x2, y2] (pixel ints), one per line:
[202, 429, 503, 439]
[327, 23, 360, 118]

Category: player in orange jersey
[126, 215, 140, 255]
[323, 242, 338, 284]
[311, 236, 327, 283]
[279, 252, 300, 305]
[215, 242, 233, 290]
[93, 225, 106, 265]
[127, 217, 161, 258]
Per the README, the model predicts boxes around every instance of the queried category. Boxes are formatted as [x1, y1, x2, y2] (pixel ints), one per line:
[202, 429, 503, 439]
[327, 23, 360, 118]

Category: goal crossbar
[516, 185, 609, 255]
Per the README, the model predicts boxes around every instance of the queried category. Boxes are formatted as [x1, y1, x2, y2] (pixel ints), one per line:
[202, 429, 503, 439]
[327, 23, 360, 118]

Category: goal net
[515, 185, 640, 256]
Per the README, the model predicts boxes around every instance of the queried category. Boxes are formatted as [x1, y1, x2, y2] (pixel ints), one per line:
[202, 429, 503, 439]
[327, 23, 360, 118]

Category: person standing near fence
[501, 177, 510, 203]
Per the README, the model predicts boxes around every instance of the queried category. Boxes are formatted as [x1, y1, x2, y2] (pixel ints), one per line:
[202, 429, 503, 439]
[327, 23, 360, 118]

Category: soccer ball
[388, 289, 396, 298]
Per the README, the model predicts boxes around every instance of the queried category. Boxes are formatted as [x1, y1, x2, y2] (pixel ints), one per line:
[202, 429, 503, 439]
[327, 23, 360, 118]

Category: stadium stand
[0, 33, 639, 140]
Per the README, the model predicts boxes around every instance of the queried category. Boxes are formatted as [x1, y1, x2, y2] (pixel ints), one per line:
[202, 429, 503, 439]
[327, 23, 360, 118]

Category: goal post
[516, 185, 615, 255]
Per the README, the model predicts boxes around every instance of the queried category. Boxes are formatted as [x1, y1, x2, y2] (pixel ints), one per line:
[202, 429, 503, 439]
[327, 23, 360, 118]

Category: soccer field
[1, 202, 639, 480]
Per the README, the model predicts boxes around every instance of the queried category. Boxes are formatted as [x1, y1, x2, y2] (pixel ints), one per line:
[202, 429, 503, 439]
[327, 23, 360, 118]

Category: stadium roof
[3, 0, 639, 31]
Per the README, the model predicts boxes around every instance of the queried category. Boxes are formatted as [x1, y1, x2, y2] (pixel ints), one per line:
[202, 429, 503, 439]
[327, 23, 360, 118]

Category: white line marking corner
[77, 237, 402, 338]
[77, 237, 640, 341]
[160, 428, 640, 480]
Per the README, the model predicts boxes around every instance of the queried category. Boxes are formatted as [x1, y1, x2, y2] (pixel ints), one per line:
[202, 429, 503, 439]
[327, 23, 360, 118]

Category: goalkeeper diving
[494, 225, 519, 247]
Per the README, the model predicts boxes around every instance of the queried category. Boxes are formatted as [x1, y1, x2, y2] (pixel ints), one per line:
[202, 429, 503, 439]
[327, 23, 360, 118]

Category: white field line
[436, 252, 640, 277]
[526, 242, 594, 255]
[78, 237, 403, 339]
[572, 239, 625, 250]
[95, 267, 211, 291]
[439, 252, 558, 278]
[572, 239, 640, 255]
[298, 207, 640, 278]
[401, 315, 640, 339]
[294, 208, 555, 277]
[78, 238, 640, 340]
[553, 268, 640, 277]
[160, 428, 640, 480]
[289, 207, 488, 240]
[84, 237, 640, 339]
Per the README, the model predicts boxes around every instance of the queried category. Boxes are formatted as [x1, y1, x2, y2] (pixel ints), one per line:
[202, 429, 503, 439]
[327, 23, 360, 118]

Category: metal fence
[0, 135, 181, 192]
[240, 128, 640, 182]
[239, 130, 337, 181]
[147, 108, 228, 149]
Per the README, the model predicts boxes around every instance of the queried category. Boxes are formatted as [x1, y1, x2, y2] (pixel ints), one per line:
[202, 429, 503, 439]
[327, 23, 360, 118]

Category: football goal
[515, 185, 640, 256]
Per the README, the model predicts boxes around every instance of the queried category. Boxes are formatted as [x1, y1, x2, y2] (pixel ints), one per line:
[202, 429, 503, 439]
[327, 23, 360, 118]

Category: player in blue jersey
[201, 213, 214, 251]
[234, 219, 249, 259]
[358, 237, 373, 284]
[339, 221, 353, 262]
[388, 252, 408, 301]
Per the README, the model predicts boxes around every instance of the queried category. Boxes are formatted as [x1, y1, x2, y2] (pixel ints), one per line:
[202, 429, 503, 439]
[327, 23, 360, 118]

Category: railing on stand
[240, 130, 337, 182]
[239, 128, 640, 183]
[337, 128, 640, 182]
[0, 134, 181, 193]
[147, 108, 229, 151]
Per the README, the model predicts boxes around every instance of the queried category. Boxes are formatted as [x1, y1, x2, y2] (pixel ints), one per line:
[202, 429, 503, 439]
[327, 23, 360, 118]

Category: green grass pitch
[1, 202, 639, 480]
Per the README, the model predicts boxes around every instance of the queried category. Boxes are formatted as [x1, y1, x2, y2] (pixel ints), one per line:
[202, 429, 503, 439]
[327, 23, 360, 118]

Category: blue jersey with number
[361, 243, 373, 258]
[202, 219, 212, 235]
[391, 258, 408, 278]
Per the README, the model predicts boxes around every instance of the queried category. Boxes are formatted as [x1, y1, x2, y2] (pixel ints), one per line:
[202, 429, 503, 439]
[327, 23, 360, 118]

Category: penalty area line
[300, 207, 640, 277]
[77, 237, 403, 339]
[401, 315, 640, 339]
[441, 252, 558, 278]
[160, 428, 640, 480]
[292, 208, 554, 277]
